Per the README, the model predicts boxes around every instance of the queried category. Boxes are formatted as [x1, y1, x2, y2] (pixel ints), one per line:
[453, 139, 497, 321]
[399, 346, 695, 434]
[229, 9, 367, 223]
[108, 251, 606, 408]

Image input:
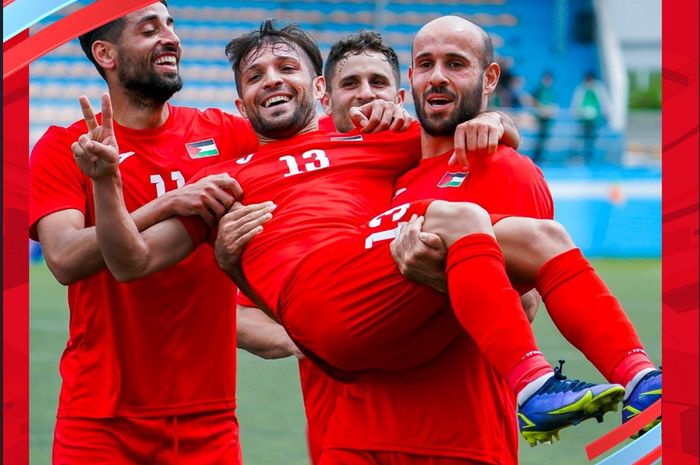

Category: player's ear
[92, 40, 117, 73]
[320, 91, 333, 116]
[312, 75, 326, 100]
[483, 62, 500, 96]
[395, 88, 406, 105]
[234, 99, 248, 119]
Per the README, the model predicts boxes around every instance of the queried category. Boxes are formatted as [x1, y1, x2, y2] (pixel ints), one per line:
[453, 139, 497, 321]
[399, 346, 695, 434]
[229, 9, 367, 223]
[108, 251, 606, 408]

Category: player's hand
[349, 100, 413, 133]
[449, 111, 505, 167]
[520, 289, 541, 323]
[161, 174, 243, 227]
[390, 215, 447, 293]
[71, 93, 120, 179]
[215, 201, 276, 273]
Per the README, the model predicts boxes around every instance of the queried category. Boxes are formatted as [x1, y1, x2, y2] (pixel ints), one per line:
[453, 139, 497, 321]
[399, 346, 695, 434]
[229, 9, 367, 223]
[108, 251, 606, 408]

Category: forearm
[237, 305, 301, 359]
[92, 175, 153, 280]
[41, 196, 192, 285]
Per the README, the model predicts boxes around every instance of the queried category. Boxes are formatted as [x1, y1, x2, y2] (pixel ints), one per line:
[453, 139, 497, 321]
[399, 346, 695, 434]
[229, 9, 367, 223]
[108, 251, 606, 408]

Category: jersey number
[279, 149, 330, 177]
[150, 171, 185, 197]
[364, 203, 411, 249]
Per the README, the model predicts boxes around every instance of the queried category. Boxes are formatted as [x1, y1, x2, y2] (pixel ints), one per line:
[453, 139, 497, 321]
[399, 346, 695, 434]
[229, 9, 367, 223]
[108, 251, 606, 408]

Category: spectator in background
[571, 71, 611, 163]
[531, 70, 558, 163]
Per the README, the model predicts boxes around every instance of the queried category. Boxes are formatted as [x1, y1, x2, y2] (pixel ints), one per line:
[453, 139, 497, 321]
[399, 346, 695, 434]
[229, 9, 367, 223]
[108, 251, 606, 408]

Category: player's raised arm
[72, 93, 201, 281]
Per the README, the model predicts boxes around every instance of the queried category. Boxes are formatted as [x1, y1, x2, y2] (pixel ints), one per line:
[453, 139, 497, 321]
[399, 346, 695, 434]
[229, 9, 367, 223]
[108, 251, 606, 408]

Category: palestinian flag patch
[330, 134, 364, 142]
[186, 139, 219, 158]
[437, 171, 468, 188]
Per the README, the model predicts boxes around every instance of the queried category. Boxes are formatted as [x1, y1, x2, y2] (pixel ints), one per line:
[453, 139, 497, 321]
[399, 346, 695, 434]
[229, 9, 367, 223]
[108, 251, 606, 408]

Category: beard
[247, 91, 317, 140]
[118, 48, 183, 106]
[414, 81, 483, 136]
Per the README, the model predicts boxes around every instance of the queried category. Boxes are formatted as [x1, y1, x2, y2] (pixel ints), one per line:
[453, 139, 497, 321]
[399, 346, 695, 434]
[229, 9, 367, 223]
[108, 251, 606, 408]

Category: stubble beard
[248, 92, 317, 140]
[414, 82, 483, 136]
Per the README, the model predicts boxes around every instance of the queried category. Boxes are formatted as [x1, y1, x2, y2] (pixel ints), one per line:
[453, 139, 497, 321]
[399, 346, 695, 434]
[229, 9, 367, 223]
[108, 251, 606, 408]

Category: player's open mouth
[262, 94, 293, 108]
[153, 54, 178, 71]
[427, 96, 453, 110]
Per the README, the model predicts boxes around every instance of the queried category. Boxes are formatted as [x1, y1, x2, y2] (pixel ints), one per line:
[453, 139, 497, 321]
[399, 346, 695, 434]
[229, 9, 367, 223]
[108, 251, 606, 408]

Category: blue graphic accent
[3, 0, 81, 42]
[596, 423, 661, 465]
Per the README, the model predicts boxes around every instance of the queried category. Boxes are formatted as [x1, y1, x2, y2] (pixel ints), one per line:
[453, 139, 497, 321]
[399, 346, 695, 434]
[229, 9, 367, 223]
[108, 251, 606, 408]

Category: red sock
[446, 234, 551, 393]
[535, 248, 654, 383]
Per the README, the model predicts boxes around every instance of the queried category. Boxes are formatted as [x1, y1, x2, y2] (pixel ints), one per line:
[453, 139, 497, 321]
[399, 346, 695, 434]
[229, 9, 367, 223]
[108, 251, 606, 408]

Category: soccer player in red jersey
[310, 19, 660, 463]
[74, 19, 638, 453]
[28, 2, 267, 463]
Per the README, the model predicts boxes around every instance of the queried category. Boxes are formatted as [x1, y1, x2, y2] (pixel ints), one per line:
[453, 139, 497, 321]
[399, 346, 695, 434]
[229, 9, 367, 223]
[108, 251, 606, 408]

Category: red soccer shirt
[187, 126, 422, 314]
[29, 105, 258, 418]
[317, 114, 337, 132]
[324, 146, 553, 463]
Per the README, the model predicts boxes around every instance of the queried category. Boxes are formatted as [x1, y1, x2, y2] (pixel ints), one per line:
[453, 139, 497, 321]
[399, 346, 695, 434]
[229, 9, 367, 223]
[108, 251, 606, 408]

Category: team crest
[437, 171, 468, 188]
[185, 139, 219, 158]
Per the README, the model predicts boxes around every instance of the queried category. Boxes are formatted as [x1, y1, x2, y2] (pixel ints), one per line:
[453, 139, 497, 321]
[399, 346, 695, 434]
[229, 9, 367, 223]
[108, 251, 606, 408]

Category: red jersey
[324, 146, 553, 463]
[187, 126, 422, 314]
[317, 114, 337, 132]
[29, 105, 258, 418]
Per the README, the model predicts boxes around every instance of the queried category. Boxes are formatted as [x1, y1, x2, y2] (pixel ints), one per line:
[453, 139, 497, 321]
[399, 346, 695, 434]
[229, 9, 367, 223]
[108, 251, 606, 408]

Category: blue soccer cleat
[518, 361, 625, 447]
[622, 369, 662, 437]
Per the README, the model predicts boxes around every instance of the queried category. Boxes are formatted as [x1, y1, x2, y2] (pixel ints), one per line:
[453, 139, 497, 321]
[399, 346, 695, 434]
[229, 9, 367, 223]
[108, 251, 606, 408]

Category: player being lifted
[72, 20, 660, 445]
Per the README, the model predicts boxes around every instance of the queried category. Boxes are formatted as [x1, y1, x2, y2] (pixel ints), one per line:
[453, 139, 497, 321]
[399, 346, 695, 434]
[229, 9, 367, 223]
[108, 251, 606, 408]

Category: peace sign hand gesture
[71, 93, 120, 180]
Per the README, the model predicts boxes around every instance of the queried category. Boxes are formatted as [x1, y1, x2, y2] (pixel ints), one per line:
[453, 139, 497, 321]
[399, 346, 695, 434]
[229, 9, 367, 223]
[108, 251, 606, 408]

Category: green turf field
[30, 259, 661, 465]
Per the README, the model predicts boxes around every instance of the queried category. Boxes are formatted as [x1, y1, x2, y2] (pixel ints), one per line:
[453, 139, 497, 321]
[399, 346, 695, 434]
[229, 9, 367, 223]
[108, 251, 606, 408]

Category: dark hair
[324, 30, 401, 91]
[78, 0, 168, 79]
[225, 19, 323, 95]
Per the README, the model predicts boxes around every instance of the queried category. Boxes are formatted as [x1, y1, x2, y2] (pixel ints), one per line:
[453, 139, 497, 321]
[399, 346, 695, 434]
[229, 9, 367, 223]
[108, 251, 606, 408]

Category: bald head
[413, 16, 493, 69]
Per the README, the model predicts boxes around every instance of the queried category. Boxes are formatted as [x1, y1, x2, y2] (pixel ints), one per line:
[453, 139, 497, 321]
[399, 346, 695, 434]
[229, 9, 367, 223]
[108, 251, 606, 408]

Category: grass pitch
[30, 259, 661, 465]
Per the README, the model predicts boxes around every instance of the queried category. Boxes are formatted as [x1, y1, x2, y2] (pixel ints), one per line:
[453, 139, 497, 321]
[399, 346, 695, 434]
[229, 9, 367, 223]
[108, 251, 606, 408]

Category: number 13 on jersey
[280, 149, 330, 177]
[364, 203, 411, 249]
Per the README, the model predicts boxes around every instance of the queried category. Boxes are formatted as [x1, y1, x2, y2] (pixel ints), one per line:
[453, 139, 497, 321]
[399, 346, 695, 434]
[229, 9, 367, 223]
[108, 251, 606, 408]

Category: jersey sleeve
[473, 146, 554, 220]
[29, 125, 90, 240]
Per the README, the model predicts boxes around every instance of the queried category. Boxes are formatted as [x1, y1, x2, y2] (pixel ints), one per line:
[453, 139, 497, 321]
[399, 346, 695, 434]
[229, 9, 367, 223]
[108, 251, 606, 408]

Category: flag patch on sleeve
[437, 171, 468, 188]
[185, 139, 219, 158]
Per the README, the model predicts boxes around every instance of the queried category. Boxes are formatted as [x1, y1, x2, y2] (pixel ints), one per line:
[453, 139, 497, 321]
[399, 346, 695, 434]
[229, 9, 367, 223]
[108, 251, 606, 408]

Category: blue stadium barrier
[542, 166, 661, 258]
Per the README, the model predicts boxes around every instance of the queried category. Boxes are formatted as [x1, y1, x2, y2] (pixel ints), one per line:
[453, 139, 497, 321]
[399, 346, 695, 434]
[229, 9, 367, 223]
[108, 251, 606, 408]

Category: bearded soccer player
[318, 17, 660, 464]
[28, 2, 268, 463]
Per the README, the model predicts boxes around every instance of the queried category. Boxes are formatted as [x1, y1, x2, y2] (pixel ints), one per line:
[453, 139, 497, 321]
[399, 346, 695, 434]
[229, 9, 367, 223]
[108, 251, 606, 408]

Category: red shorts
[279, 200, 463, 376]
[319, 449, 495, 465]
[53, 410, 241, 465]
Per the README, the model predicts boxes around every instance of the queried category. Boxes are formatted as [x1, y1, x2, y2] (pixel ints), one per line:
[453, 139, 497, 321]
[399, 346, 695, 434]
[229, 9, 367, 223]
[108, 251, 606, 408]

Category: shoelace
[541, 360, 596, 393]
